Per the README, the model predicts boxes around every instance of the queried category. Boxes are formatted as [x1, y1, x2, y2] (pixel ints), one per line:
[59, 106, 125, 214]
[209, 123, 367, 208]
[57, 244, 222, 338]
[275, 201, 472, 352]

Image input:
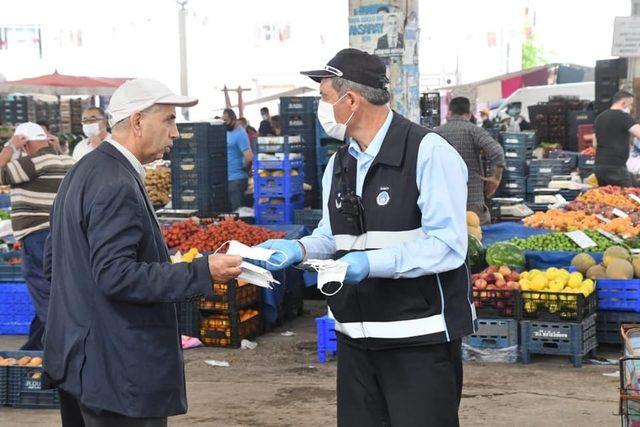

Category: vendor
[0, 123, 74, 350]
[594, 90, 640, 187]
[223, 108, 253, 211]
[72, 107, 110, 161]
[436, 97, 505, 224]
[254, 48, 475, 426]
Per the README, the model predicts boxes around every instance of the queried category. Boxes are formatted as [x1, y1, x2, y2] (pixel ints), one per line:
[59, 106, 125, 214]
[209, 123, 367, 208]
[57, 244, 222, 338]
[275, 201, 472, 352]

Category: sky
[0, 0, 633, 122]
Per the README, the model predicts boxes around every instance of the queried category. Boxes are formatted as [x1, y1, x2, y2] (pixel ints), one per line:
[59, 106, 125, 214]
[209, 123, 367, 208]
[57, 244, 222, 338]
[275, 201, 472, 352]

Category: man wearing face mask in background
[253, 49, 475, 426]
[258, 106, 274, 136]
[223, 108, 253, 211]
[72, 107, 110, 161]
[594, 90, 640, 187]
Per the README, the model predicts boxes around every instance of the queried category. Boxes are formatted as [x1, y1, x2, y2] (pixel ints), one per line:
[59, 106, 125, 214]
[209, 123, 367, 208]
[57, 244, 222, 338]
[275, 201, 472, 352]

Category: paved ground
[0, 300, 623, 426]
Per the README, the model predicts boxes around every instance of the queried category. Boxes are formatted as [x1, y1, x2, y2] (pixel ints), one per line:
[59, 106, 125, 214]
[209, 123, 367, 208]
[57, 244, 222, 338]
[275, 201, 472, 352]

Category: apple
[485, 265, 498, 274]
[510, 272, 520, 281]
[474, 279, 487, 290]
[485, 274, 497, 284]
[498, 266, 511, 277]
[496, 279, 506, 289]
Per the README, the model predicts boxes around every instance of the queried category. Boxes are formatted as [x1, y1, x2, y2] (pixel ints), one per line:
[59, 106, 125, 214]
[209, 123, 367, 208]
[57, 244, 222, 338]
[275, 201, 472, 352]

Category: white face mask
[83, 123, 101, 138]
[623, 107, 632, 114]
[215, 240, 283, 289]
[317, 93, 355, 141]
[300, 259, 348, 296]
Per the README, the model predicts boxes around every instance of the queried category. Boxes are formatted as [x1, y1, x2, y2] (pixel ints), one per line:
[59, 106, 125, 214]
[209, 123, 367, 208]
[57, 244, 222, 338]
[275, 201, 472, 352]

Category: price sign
[597, 228, 624, 244]
[629, 194, 640, 204]
[565, 230, 597, 249]
[612, 208, 629, 218]
[596, 214, 611, 223]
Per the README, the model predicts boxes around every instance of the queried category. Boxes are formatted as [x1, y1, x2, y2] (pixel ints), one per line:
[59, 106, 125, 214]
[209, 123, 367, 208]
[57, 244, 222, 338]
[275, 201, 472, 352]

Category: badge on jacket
[377, 189, 390, 206]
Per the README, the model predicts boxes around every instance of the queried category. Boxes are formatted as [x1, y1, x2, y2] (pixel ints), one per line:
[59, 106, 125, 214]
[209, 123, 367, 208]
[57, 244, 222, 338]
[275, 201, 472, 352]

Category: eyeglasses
[81, 117, 104, 125]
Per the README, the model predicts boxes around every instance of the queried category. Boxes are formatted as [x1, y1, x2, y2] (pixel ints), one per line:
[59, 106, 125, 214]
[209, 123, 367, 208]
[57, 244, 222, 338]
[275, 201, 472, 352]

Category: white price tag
[612, 208, 629, 218]
[565, 230, 597, 249]
[629, 194, 640, 204]
[597, 228, 624, 244]
[555, 194, 567, 204]
[596, 214, 611, 223]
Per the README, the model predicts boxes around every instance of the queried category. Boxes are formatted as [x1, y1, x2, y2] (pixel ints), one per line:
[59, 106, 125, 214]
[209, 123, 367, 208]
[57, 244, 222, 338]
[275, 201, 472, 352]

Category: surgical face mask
[301, 259, 348, 296]
[215, 240, 283, 289]
[623, 107, 632, 114]
[83, 123, 101, 138]
[225, 240, 288, 268]
[317, 93, 355, 141]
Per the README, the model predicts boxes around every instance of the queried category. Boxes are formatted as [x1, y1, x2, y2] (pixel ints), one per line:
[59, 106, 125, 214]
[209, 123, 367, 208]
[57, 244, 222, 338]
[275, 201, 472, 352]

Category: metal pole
[177, 0, 189, 121]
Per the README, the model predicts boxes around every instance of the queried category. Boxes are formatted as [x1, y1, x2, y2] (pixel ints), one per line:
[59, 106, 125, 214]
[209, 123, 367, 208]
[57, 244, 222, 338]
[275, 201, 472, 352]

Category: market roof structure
[0, 71, 131, 96]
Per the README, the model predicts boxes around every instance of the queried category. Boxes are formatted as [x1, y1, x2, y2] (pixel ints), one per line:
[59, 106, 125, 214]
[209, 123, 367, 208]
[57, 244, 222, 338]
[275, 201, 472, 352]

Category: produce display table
[481, 222, 551, 246]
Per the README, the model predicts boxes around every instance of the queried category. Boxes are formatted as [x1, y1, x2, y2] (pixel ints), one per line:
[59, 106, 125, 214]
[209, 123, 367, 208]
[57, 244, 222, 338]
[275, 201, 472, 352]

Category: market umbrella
[0, 71, 130, 96]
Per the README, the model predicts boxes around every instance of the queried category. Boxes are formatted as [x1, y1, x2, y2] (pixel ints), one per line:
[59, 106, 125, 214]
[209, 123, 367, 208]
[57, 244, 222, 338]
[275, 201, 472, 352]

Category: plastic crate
[528, 159, 571, 176]
[199, 282, 261, 310]
[547, 150, 579, 169]
[517, 290, 597, 322]
[254, 173, 304, 198]
[172, 182, 229, 216]
[316, 138, 342, 166]
[578, 154, 595, 170]
[473, 289, 518, 318]
[279, 96, 319, 115]
[464, 318, 518, 349]
[597, 311, 640, 344]
[500, 132, 536, 148]
[280, 114, 316, 135]
[255, 195, 304, 225]
[520, 314, 597, 368]
[0, 194, 10, 209]
[256, 136, 304, 154]
[499, 178, 526, 193]
[502, 159, 528, 177]
[254, 157, 304, 171]
[171, 151, 227, 183]
[177, 301, 200, 337]
[316, 315, 337, 363]
[0, 282, 32, 335]
[1, 350, 59, 408]
[199, 310, 262, 348]
[294, 209, 323, 231]
[502, 145, 532, 161]
[173, 122, 226, 156]
[597, 279, 640, 312]
[526, 176, 552, 193]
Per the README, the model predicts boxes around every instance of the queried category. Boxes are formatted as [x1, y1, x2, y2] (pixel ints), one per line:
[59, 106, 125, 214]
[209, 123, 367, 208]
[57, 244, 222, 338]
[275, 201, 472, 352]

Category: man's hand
[338, 252, 370, 285]
[480, 175, 500, 198]
[208, 254, 243, 283]
[48, 135, 62, 153]
[9, 135, 28, 151]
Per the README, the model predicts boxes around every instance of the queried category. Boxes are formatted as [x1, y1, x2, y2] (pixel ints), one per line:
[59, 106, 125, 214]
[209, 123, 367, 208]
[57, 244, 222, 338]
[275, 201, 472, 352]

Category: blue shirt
[299, 110, 469, 278]
[227, 127, 251, 180]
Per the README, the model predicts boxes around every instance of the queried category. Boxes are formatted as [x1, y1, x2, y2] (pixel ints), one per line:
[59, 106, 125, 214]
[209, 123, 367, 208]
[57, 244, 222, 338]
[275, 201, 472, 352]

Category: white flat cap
[14, 122, 47, 141]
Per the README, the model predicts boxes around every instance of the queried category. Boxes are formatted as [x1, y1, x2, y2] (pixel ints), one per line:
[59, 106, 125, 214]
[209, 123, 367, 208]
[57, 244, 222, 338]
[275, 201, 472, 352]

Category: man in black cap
[253, 48, 475, 426]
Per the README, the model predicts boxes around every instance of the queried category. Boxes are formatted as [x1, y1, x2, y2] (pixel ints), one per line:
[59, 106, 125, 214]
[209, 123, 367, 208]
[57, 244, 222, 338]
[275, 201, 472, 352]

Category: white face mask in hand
[225, 240, 288, 268]
[317, 93, 355, 141]
[301, 259, 348, 296]
[214, 240, 283, 289]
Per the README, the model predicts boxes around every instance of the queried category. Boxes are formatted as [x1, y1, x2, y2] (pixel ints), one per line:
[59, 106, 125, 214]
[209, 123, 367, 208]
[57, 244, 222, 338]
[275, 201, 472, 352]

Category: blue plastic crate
[254, 195, 304, 225]
[0, 282, 32, 335]
[578, 154, 595, 170]
[316, 138, 342, 166]
[280, 114, 316, 136]
[548, 150, 579, 169]
[255, 174, 304, 198]
[502, 159, 528, 176]
[256, 136, 304, 154]
[500, 131, 536, 147]
[596, 311, 640, 344]
[500, 177, 526, 193]
[597, 279, 640, 312]
[526, 176, 552, 193]
[279, 96, 319, 115]
[0, 195, 10, 209]
[464, 318, 518, 349]
[520, 313, 597, 368]
[316, 315, 337, 363]
[1, 350, 59, 408]
[502, 145, 532, 161]
[255, 157, 304, 171]
[529, 159, 571, 176]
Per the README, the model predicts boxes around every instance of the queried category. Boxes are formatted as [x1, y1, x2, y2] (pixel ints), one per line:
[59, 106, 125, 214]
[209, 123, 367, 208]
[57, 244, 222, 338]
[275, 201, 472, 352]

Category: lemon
[529, 269, 542, 278]
[548, 280, 564, 292]
[568, 272, 583, 289]
[531, 275, 548, 291]
[520, 271, 530, 280]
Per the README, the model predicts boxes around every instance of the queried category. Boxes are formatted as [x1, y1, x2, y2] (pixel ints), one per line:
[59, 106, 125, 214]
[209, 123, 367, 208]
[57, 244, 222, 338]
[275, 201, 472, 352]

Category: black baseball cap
[300, 48, 389, 90]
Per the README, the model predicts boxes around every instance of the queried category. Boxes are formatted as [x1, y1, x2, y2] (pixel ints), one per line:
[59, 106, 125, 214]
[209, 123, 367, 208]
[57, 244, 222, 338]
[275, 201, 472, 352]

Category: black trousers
[59, 388, 167, 427]
[337, 339, 463, 427]
[595, 165, 633, 188]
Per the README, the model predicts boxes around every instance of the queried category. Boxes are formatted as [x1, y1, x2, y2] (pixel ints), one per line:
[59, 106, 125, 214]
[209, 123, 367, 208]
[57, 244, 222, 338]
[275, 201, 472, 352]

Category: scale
[492, 197, 534, 218]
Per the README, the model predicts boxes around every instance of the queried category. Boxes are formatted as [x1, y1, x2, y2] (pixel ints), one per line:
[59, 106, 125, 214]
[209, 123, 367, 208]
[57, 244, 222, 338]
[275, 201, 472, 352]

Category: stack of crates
[0, 350, 59, 408]
[254, 136, 304, 224]
[0, 252, 29, 335]
[518, 288, 597, 367]
[170, 122, 229, 215]
[526, 158, 573, 201]
[495, 132, 535, 199]
[595, 279, 640, 345]
[279, 97, 320, 205]
[315, 122, 342, 208]
[316, 315, 337, 363]
[0, 96, 36, 125]
[197, 281, 262, 348]
[463, 318, 519, 359]
[34, 101, 61, 134]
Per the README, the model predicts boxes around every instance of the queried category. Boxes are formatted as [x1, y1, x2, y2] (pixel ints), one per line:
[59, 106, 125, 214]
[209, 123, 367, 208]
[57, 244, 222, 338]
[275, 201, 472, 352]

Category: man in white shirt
[72, 107, 110, 161]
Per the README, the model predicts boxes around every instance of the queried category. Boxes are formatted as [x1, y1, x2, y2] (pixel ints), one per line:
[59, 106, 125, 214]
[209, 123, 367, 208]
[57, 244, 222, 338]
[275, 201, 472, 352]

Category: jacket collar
[371, 111, 409, 168]
[96, 141, 144, 186]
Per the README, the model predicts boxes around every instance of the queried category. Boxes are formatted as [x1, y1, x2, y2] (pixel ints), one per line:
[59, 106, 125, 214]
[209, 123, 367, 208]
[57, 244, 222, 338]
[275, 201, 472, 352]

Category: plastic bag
[462, 343, 519, 363]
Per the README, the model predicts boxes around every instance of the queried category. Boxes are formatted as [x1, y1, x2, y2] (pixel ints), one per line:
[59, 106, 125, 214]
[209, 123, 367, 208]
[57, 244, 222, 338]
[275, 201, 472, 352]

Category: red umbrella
[0, 71, 130, 96]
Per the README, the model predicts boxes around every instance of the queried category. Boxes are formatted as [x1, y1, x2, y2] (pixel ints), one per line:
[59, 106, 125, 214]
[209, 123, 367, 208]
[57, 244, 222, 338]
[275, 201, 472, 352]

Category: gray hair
[331, 77, 390, 106]
[110, 104, 162, 133]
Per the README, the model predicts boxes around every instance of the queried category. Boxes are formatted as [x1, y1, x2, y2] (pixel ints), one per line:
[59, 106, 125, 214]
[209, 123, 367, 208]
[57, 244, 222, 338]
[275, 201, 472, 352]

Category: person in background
[0, 122, 74, 350]
[594, 90, 640, 187]
[469, 114, 477, 125]
[37, 121, 68, 155]
[436, 97, 505, 224]
[238, 117, 257, 152]
[480, 109, 494, 129]
[223, 108, 253, 211]
[270, 115, 282, 136]
[516, 114, 532, 131]
[72, 107, 110, 161]
[258, 107, 274, 136]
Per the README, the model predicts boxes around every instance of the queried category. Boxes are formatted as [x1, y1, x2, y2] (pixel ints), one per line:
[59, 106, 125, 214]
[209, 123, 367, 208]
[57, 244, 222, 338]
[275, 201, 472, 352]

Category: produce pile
[144, 166, 171, 207]
[0, 355, 42, 367]
[510, 230, 617, 252]
[0, 210, 9, 221]
[524, 210, 640, 237]
[570, 247, 640, 280]
[257, 169, 300, 177]
[163, 217, 285, 253]
[466, 211, 482, 241]
[518, 267, 595, 297]
[471, 265, 521, 316]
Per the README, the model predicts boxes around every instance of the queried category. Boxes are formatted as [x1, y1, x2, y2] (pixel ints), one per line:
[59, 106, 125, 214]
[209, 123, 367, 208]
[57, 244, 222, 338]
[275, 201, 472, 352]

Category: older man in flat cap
[44, 79, 243, 426]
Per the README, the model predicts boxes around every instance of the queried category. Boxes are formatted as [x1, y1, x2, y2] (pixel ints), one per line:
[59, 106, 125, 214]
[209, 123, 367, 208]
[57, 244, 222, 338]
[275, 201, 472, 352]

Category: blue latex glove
[339, 252, 370, 285]
[256, 239, 304, 271]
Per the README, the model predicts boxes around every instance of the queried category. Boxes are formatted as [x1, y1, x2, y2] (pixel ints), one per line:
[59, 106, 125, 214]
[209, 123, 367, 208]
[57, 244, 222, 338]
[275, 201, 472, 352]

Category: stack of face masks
[299, 259, 348, 296]
[222, 240, 285, 289]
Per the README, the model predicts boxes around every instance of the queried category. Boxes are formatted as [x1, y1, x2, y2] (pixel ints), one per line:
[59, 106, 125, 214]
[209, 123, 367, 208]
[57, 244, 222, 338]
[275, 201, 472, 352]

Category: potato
[31, 373, 43, 379]
[17, 356, 31, 366]
[28, 357, 43, 366]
